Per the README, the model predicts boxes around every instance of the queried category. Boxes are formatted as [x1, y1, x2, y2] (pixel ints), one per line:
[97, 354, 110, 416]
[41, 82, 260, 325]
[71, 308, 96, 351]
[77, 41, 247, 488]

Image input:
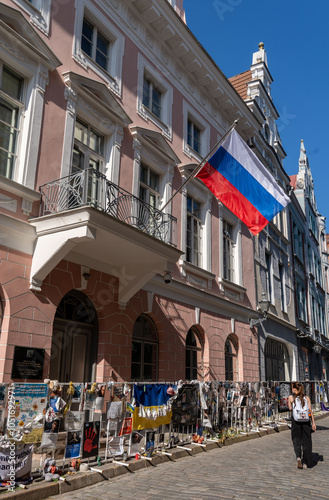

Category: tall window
[292, 222, 303, 261]
[223, 221, 234, 281]
[185, 328, 202, 380]
[279, 263, 285, 311]
[266, 252, 272, 302]
[72, 119, 104, 174]
[142, 77, 162, 120]
[139, 164, 160, 209]
[265, 338, 290, 381]
[131, 315, 158, 381]
[81, 18, 109, 72]
[225, 337, 238, 381]
[186, 195, 202, 266]
[0, 65, 23, 179]
[297, 281, 307, 322]
[187, 118, 201, 154]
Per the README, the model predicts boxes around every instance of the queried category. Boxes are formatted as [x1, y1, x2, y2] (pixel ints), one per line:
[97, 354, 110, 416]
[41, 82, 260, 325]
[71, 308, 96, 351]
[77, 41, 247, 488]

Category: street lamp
[250, 292, 270, 329]
[313, 344, 322, 354]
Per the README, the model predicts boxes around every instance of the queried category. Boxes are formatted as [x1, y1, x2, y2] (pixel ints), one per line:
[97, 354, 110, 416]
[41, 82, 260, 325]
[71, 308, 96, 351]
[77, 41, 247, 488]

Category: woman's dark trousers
[291, 418, 312, 467]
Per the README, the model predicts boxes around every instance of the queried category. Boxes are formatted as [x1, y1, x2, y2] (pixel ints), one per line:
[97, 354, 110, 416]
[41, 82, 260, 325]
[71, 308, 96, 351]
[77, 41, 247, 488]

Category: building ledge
[218, 277, 247, 301]
[29, 207, 182, 307]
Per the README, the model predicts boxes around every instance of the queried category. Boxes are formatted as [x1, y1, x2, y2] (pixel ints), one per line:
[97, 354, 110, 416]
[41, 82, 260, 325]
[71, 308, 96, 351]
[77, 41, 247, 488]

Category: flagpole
[160, 119, 239, 212]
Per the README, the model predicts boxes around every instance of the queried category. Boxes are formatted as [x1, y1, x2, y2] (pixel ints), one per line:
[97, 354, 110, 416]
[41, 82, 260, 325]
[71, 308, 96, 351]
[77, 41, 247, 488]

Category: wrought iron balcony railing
[39, 168, 177, 247]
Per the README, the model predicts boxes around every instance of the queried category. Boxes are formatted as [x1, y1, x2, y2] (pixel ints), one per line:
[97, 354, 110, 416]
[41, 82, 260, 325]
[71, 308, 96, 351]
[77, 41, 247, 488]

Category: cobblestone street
[50, 416, 329, 500]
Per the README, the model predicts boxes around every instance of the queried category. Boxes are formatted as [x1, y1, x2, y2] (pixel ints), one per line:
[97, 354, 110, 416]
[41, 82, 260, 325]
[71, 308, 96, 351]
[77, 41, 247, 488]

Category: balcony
[29, 169, 182, 307]
[39, 168, 177, 247]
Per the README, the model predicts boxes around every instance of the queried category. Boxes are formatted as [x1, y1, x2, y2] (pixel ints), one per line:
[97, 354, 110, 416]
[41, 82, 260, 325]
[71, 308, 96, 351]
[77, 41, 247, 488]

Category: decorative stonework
[133, 138, 142, 164]
[37, 66, 49, 94]
[64, 86, 77, 116]
[145, 30, 154, 48]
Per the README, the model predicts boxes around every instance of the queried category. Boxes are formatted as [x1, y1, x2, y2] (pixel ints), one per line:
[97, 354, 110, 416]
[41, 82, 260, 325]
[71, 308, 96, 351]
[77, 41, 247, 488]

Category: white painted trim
[0, 213, 36, 255]
[0, 40, 49, 190]
[218, 203, 243, 287]
[131, 131, 175, 212]
[13, 0, 52, 36]
[182, 100, 210, 162]
[136, 53, 173, 141]
[61, 83, 124, 182]
[180, 177, 212, 273]
[72, 0, 125, 97]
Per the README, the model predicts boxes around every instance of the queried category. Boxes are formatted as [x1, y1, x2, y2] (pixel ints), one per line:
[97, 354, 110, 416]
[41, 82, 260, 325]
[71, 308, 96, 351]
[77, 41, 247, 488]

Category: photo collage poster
[12, 383, 48, 443]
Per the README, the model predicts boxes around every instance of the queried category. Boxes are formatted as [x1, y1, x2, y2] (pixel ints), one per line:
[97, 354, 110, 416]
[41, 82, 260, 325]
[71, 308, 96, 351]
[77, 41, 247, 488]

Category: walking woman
[288, 382, 316, 469]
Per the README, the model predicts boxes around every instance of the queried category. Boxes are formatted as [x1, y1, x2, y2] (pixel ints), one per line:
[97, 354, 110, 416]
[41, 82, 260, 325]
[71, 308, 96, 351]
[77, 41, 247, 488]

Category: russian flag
[196, 129, 291, 235]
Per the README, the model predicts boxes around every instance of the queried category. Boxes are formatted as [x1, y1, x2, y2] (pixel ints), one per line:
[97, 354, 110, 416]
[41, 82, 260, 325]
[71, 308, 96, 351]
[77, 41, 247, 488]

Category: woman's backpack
[293, 397, 309, 422]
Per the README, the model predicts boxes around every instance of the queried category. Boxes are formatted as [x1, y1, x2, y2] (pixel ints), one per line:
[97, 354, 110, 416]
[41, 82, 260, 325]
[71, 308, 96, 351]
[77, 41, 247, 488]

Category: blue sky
[185, 1, 329, 225]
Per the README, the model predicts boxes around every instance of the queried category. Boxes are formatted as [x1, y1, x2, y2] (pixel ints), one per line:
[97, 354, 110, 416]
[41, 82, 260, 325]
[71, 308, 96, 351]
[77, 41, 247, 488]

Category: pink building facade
[0, 0, 261, 384]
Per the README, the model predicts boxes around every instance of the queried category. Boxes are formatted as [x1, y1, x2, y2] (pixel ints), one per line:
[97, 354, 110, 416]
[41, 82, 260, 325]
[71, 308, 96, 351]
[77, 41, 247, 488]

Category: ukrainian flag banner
[132, 384, 172, 430]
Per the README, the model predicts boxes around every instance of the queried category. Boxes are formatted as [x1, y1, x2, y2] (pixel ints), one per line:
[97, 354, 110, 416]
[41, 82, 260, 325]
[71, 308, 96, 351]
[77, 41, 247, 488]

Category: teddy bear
[43, 458, 60, 482]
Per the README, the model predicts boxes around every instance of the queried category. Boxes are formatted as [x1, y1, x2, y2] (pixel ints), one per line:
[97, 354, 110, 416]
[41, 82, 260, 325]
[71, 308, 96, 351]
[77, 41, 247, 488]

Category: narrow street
[50, 416, 329, 500]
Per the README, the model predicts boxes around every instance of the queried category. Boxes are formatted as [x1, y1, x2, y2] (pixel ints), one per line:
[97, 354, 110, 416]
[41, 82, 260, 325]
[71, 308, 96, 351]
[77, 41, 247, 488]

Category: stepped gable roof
[289, 174, 297, 191]
[229, 70, 251, 100]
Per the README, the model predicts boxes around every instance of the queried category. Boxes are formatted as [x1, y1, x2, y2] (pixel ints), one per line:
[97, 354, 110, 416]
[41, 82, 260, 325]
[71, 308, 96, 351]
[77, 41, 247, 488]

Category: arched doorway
[131, 314, 158, 381]
[49, 291, 98, 383]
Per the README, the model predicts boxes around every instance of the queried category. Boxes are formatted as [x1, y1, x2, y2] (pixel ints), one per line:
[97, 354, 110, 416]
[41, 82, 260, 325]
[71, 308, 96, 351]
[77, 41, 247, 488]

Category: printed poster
[64, 411, 84, 431]
[130, 431, 144, 457]
[82, 421, 100, 459]
[108, 436, 124, 457]
[65, 431, 82, 459]
[119, 417, 132, 436]
[278, 382, 290, 412]
[40, 418, 60, 449]
[0, 445, 33, 482]
[11, 383, 48, 443]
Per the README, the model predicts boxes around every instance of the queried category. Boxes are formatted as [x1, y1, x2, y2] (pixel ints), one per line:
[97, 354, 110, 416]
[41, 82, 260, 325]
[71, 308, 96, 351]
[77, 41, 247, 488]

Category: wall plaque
[11, 346, 45, 380]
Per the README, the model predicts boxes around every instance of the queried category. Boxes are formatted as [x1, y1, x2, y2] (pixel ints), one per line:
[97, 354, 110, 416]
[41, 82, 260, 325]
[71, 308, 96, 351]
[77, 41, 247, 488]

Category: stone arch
[49, 290, 98, 383]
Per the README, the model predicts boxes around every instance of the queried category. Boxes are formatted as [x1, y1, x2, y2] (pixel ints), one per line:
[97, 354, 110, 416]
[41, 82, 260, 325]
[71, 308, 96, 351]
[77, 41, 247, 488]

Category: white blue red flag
[196, 129, 290, 235]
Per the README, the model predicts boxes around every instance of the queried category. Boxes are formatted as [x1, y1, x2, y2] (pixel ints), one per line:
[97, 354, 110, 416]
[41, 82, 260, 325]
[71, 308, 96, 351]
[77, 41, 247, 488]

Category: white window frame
[0, 10, 58, 195]
[61, 76, 126, 187]
[218, 206, 242, 287]
[183, 101, 210, 162]
[137, 54, 173, 141]
[13, 0, 52, 35]
[72, 118, 104, 174]
[279, 262, 286, 313]
[139, 163, 161, 209]
[186, 194, 203, 268]
[223, 219, 235, 282]
[266, 251, 273, 304]
[73, 0, 125, 97]
[0, 64, 24, 180]
[180, 175, 212, 274]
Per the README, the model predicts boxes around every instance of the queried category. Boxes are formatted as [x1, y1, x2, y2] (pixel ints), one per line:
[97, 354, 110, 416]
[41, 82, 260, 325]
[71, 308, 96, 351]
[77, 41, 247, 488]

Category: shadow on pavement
[311, 452, 324, 468]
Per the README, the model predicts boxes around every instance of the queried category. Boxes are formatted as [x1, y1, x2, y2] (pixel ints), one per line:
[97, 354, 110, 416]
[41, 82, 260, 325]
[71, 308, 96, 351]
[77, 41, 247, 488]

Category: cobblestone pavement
[50, 418, 329, 500]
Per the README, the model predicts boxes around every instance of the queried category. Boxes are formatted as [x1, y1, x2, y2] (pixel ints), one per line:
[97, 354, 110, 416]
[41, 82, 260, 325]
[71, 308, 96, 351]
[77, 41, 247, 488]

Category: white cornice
[97, 0, 259, 138]
[143, 274, 255, 323]
[0, 213, 36, 255]
[0, 175, 40, 202]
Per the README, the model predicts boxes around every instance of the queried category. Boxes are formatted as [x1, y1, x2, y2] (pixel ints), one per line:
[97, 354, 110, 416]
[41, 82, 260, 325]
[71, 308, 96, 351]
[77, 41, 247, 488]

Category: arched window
[265, 338, 290, 381]
[185, 327, 203, 380]
[225, 336, 238, 381]
[131, 315, 158, 381]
